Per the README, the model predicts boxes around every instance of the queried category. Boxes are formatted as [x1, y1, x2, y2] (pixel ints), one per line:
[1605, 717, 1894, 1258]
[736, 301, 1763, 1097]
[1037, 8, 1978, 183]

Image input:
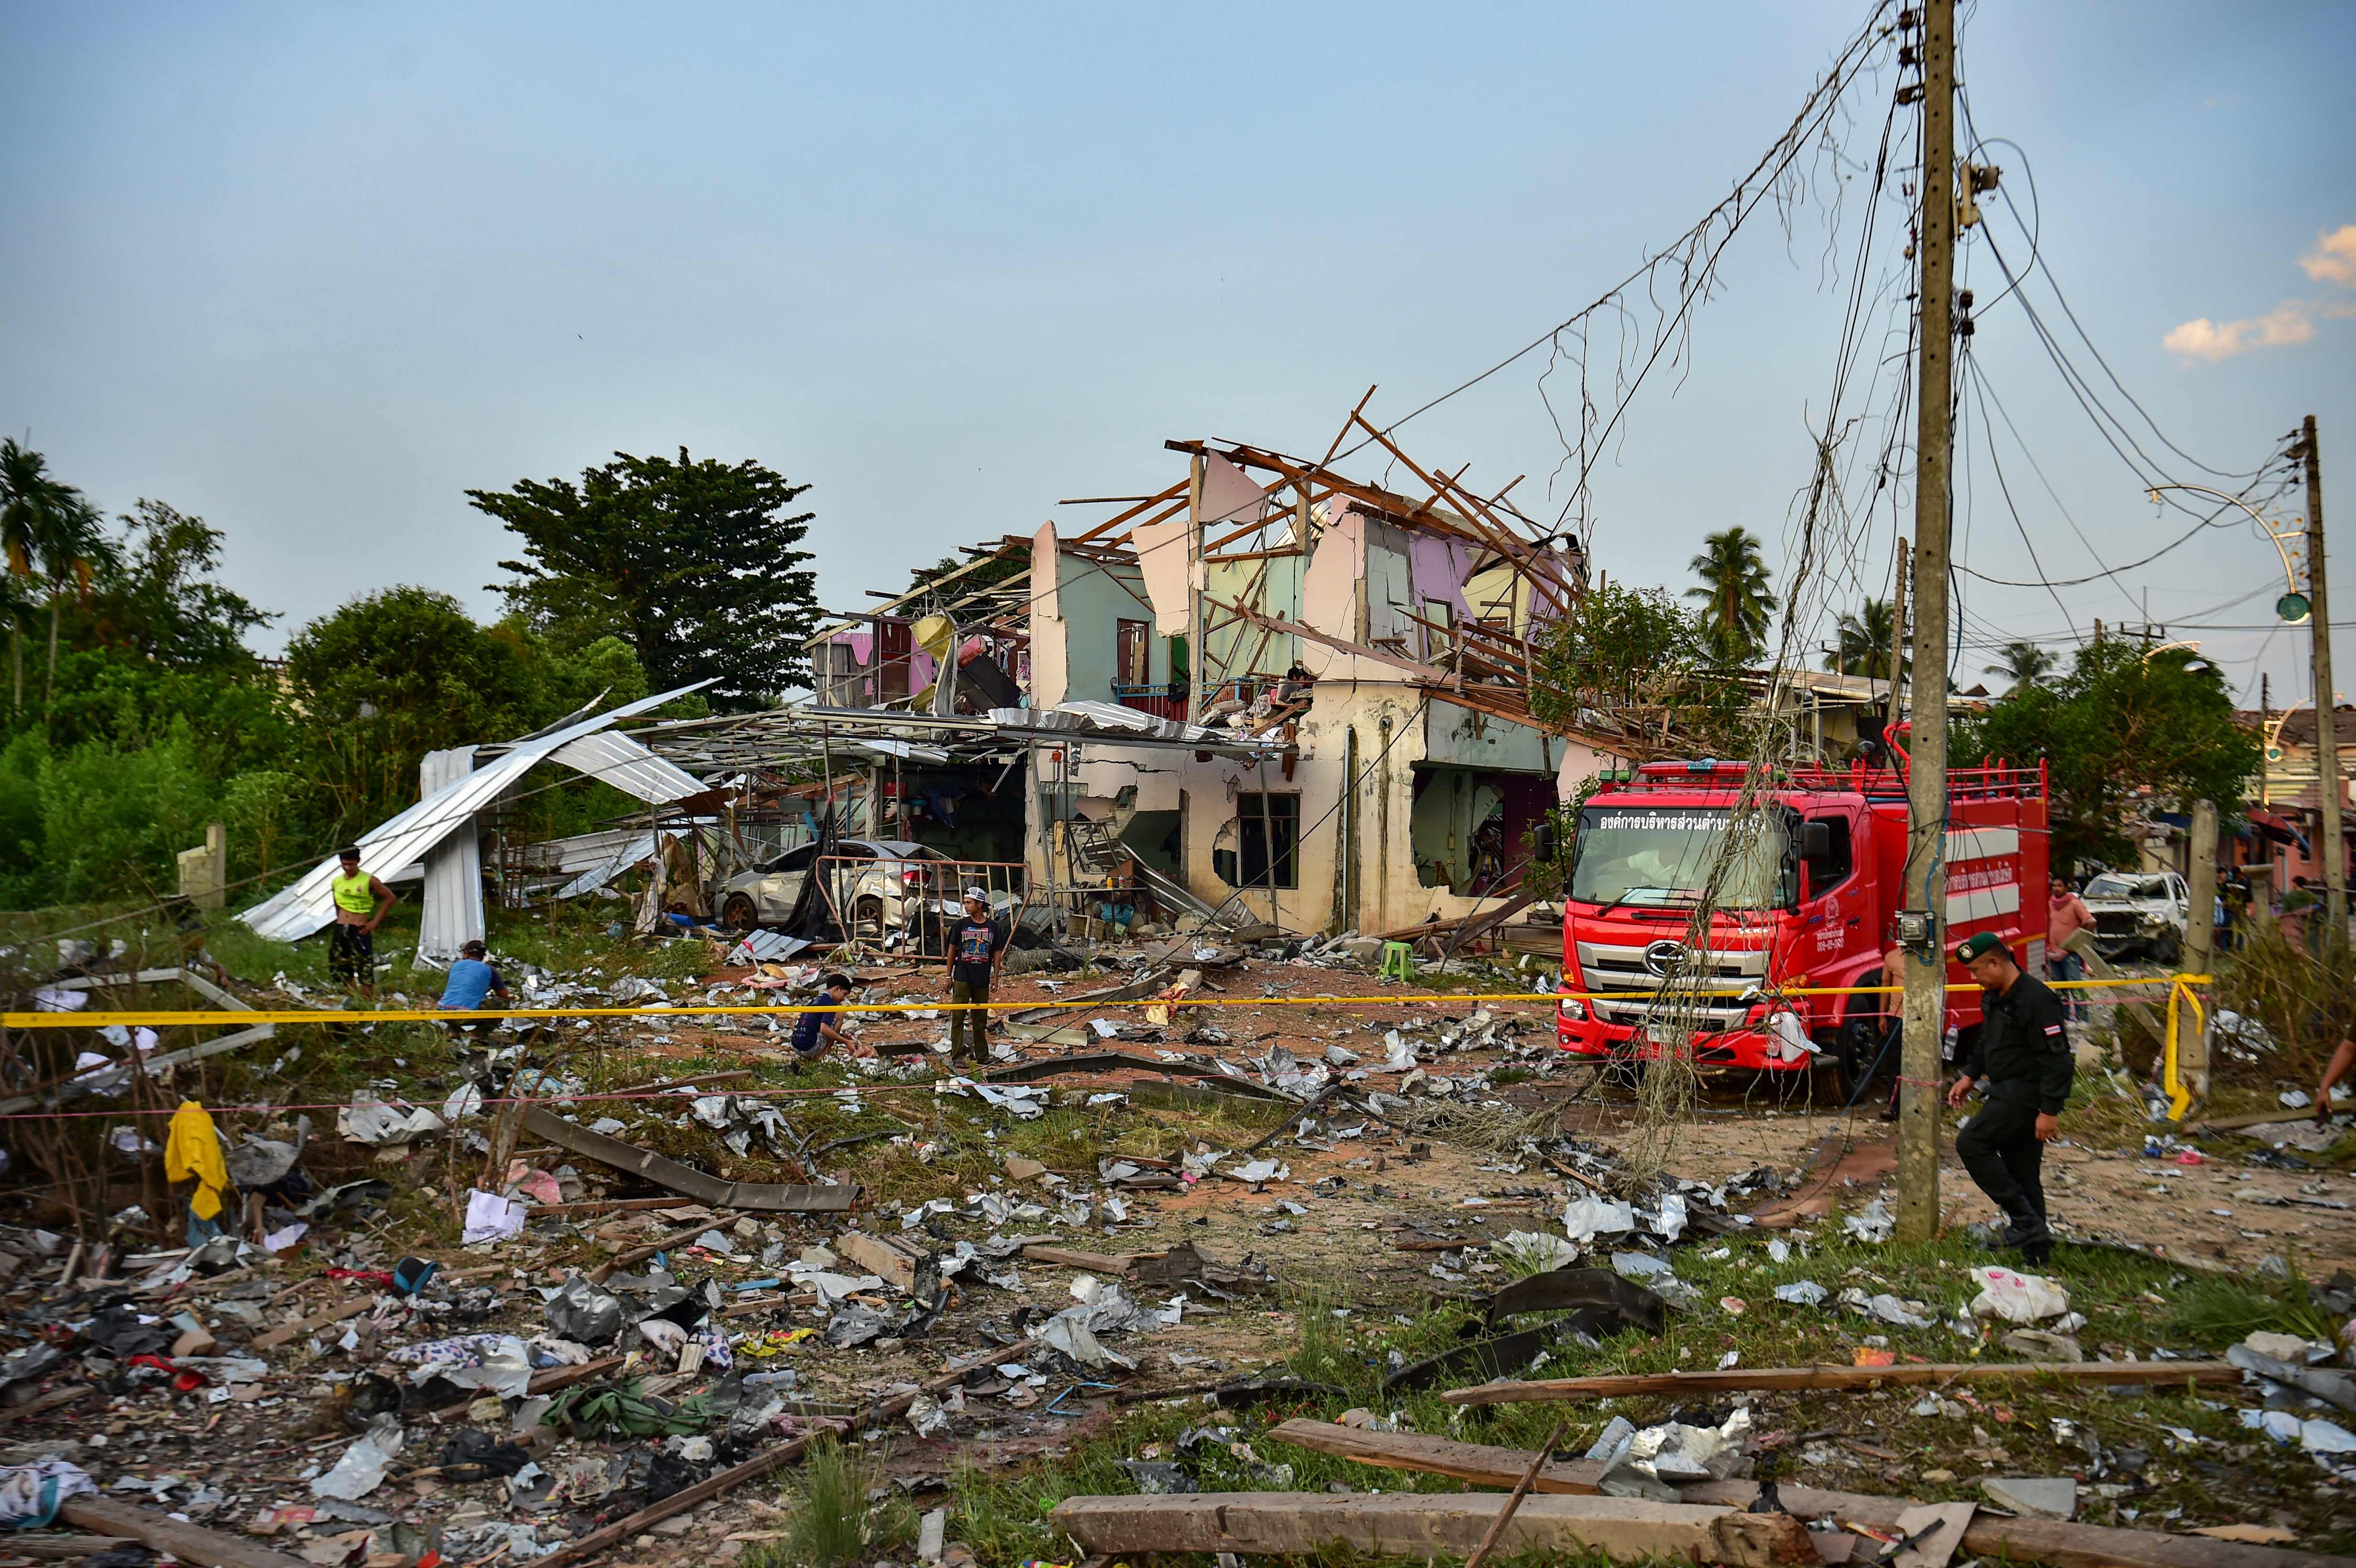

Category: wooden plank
[58, 1499, 313, 1568]
[1265, 1418, 1603, 1494]
[1442, 1360, 2236, 1405]
[1021, 1244, 1136, 1275]
[837, 1230, 921, 1292]
[523, 1106, 857, 1212]
[535, 1345, 1004, 1568]
[2194, 1108, 2320, 1132]
[1682, 1482, 2356, 1568]
[1049, 1492, 1815, 1568]
[1464, 1416, 1571, 1568]
[251, 1296, 372, 1352]
[6, 1534, 135, 1558]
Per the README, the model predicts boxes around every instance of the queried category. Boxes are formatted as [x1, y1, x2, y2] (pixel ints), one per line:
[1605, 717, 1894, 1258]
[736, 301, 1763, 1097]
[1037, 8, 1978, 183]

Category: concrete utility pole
[1897, 0, 1956, 1245]
[2298, 416, 2345, 932]
[2182, 797, 2218, 1100]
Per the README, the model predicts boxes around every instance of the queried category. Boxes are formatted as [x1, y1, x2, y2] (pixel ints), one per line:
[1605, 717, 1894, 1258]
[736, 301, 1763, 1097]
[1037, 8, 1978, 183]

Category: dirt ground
[2, 941, 2347, 1568]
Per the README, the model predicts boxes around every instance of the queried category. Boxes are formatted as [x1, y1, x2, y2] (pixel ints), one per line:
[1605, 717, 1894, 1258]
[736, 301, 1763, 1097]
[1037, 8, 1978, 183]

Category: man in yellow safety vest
[328, 844, 396, 996]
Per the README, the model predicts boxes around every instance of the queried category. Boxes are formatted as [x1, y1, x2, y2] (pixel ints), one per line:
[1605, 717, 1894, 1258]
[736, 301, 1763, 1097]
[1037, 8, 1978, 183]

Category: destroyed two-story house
[793, 428, 1606, 938]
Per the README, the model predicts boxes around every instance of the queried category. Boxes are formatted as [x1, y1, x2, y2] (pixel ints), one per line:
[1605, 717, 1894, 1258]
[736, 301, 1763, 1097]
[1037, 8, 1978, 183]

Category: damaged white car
[2080, 870, 2190, 963]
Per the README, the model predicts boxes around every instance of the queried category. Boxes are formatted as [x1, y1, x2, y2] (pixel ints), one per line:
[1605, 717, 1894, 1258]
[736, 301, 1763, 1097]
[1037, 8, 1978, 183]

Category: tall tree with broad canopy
[1685, 526, 1777, 666]
[1956, 639, 2258, 871]
[472, 449, 818, 708]
[1528, 580, 1754, 759]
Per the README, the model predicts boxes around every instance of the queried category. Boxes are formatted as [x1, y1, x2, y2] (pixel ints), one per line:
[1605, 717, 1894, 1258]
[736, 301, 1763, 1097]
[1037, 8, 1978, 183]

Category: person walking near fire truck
[1946, 931, 2072, 1263]
[2046, 875, 2094, 1022]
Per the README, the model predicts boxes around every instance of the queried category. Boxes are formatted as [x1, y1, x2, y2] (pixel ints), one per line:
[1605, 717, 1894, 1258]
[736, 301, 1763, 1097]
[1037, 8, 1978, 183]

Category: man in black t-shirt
[1947, 931, 2074, 1263]
[944, 889, 1008, 1068]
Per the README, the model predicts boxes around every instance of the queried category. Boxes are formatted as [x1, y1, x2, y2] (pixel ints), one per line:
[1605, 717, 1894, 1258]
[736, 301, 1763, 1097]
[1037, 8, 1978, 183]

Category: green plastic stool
[1379, 941, 1417, 982]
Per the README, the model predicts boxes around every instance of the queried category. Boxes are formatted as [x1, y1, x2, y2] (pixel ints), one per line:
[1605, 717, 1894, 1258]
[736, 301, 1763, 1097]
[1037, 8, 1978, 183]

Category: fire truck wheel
[1832, 1003, 1896, 1103]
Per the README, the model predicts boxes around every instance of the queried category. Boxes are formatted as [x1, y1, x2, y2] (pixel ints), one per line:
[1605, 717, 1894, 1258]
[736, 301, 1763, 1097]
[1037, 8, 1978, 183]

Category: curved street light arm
[2146, 482, 2304, 605]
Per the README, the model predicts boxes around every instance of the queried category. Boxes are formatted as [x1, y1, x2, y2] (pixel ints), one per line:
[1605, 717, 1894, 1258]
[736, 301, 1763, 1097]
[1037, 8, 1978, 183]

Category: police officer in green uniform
[1946, 930, 2073, 1264]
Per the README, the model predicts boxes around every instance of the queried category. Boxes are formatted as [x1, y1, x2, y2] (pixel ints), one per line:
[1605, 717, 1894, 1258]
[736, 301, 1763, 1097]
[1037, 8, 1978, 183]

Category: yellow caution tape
[0, 974, 2207, 1029]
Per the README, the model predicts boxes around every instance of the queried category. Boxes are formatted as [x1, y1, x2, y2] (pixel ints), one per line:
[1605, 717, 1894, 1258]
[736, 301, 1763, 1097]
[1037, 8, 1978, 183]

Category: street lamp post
[2149, 482, 2342, 926]
[2144, 484, 2310, 625]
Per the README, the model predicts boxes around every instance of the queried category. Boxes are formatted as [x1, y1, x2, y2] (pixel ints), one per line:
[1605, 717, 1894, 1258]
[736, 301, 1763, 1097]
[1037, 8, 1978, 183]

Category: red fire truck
[1553, 753, 2048, 1094]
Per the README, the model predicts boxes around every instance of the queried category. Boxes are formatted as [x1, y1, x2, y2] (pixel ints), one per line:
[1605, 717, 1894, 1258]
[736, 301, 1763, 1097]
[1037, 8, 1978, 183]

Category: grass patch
[756, 1436, 911, 1568]
[2169, 1266, 2336, 1345]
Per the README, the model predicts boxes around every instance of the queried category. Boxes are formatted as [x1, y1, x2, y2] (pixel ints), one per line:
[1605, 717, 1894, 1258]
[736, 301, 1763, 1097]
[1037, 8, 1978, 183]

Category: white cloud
[2161, 222, 2356, 362]
[2162, 303, 2315, 362]
[2300, 224, 2356, 288]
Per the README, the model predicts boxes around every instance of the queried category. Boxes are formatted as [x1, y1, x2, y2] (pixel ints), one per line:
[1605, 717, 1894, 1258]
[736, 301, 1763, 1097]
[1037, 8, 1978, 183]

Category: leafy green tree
[1529, 581, 1753, 758]
[80, 501, 274, 668]
[1957, 640, 2259, 870]
[1983, 640, 2053, 691]
[222, 768, 308, 887]
[473, 448, 819, 708]
[285, 586, 553, 832]
[1827, 597, 1904, 680]
[33, 728, 218, 904]
[1684, 526, 1777, 666]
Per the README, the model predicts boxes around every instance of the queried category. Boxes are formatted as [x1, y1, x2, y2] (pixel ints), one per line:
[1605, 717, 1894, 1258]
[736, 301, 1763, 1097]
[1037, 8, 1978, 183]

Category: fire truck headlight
[1557, 993, 1587, 1023]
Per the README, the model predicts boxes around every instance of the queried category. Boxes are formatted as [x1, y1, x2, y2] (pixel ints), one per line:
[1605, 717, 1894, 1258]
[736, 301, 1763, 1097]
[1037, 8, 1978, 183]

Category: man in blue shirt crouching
[436, 939, 512, 1038]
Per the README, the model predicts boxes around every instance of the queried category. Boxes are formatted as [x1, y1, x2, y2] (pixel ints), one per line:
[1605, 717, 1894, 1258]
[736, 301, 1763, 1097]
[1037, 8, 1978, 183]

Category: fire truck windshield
[1568, 805, 1793, 910]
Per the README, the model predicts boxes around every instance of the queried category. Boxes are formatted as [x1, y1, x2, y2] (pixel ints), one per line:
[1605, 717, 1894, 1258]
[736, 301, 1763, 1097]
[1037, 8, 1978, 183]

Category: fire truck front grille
[1576, 941, 1767, 1030]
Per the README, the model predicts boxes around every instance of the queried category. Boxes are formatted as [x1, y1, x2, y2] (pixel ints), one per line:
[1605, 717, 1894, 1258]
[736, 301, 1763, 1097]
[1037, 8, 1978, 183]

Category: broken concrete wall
[1025, 489, 1579, 936]
[1033, 535, 1167, 707]
[1040, 679, 1563, 936]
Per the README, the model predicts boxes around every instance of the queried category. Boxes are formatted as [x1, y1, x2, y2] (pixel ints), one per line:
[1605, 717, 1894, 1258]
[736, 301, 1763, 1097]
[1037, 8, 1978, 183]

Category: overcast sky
[3, 2, 2351, 706]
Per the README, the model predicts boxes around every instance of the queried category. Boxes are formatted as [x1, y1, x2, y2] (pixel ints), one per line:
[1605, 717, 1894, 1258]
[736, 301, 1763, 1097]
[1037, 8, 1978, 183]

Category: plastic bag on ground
[1967, 1265, 2070, 1324]
[1843, 1197, 1894, 1242]
[312, 1414, 404, 1501]
[544, 1275, 625, 1345]
[0, 1460, 96, 1527]
[387, 1334, 534, 1399]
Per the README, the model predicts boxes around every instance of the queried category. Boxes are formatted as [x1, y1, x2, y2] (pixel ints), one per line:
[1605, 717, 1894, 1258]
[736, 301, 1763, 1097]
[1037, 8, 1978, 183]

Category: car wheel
[854, 896, 884, 936]
[722, 894, 759, 929]
[2153, 930, 2182, 966]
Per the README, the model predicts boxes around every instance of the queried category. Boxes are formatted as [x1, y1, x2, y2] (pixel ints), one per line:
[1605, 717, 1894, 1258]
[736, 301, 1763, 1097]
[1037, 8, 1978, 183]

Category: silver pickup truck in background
[2080, 870, 2191, 963]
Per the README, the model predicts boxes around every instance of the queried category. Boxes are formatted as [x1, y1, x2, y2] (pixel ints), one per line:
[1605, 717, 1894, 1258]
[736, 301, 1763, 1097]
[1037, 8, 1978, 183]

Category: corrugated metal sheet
[545, 730, 708, 805]
[238, 682, 713, 942]
[551, 830, 658, 897]
[415, 746, 483, 966]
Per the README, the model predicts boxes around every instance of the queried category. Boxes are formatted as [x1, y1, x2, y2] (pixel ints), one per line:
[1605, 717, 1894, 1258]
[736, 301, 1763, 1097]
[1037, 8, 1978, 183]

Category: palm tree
[0, 440, 89, 716]
[36, 494, 109, 702]
[1983, 640, 2053, 691]
[1827, 597, 1906, 682]
[1684, 526, 1777, 666]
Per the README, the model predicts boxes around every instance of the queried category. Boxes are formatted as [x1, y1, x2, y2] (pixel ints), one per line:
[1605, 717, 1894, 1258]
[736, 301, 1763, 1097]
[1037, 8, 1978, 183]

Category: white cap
[964, 886, 990, 902]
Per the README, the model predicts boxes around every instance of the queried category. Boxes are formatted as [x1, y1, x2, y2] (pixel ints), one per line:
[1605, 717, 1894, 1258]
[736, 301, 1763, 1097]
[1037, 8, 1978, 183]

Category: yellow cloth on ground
[164, 1100, 228, 1220]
